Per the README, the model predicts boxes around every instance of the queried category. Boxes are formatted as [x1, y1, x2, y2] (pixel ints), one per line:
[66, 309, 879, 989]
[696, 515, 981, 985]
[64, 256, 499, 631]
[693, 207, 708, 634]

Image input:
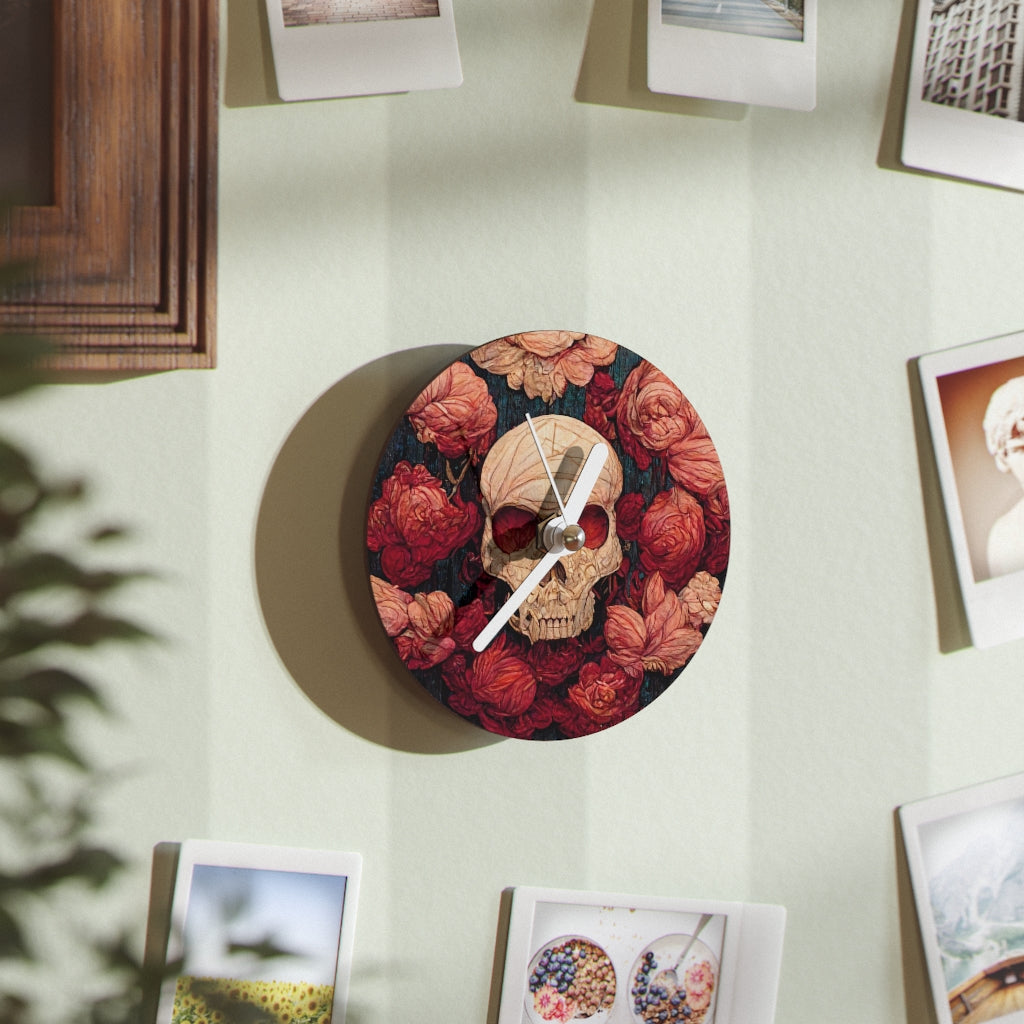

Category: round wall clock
[366, 331, 729, 740]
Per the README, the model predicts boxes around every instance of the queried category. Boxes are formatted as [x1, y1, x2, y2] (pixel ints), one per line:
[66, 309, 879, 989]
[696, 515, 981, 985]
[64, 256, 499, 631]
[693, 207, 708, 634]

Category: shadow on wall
[893, 812, 942, 1024]
[223, 0, 746, 118]
[906, 359, 971, 654]
[254, 346, 500, 754]
[575, 0, 746, 120]
[224, 0, 284, 107]
[876, 0, 917, 174]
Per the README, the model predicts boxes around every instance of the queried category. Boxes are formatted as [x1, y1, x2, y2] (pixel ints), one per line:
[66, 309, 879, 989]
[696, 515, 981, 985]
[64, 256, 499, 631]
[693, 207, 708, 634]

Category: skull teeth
[514, 593, 597, 643]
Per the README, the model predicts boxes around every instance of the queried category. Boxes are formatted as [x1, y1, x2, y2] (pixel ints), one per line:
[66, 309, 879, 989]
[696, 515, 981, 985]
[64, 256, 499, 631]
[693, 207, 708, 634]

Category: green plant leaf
[0, 609, 155, 660]
[0, 550, 156, 607]
[14, 844, 126, 891]
[0, 994, 30, 1024]
[0, 718, 89, 767]
[1, 204, 166, 1023]
[0, 667, 105, 712]
[88, 525, 131, 544]
[0, 901, 30, 958]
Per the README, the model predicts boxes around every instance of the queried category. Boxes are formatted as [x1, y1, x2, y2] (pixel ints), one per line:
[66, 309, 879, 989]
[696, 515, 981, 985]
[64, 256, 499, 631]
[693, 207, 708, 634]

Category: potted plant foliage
[0, 250, 156, 1023]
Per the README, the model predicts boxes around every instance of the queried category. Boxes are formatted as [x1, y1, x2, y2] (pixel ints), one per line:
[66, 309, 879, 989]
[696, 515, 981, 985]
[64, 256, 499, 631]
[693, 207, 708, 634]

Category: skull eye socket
[579, 504, 610, 549]
[492, 505, 540, 554]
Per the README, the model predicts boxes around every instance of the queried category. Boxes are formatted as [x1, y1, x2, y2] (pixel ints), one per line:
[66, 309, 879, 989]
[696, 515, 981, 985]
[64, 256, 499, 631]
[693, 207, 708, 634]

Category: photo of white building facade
[922, 0, 1024, 120]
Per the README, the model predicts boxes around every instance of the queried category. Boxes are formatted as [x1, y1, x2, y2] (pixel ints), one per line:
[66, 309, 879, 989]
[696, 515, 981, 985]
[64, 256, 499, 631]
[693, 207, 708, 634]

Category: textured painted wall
[7, 1, 1024, 1021]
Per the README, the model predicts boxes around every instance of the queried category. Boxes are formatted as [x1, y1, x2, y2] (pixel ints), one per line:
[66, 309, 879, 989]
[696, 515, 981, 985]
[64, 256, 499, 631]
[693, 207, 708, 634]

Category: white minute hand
[472, 441, 608, 653]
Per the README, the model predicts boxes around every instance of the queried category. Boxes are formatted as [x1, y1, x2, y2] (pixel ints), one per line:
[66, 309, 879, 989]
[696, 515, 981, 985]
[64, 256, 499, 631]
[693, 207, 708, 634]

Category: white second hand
[525, 413, 569, 521]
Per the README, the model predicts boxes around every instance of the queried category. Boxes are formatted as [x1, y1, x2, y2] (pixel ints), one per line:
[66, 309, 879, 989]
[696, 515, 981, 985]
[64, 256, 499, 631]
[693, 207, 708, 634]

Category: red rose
[367, 461, 481, 587]
[451, 596, 491, 650]
[442, 654, 474, 714]
[526, 639, 584, 689]
[557, 657, 642, 737]
[443, 636, 539, 737]
[616, 361, 700, 470]
[470, 638, 536, 715]
[583, 370, 620, 442]
[666, 426, 724, 498]
[637, 488, 706, 590]
[614, 492, 646, 543]
[407, 361, 497, 462]
[701, 480, 730, 575]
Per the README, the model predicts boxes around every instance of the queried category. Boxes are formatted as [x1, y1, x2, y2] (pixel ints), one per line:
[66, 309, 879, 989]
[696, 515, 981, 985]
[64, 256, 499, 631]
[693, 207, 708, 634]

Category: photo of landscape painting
[919, 795, 1024, 1017]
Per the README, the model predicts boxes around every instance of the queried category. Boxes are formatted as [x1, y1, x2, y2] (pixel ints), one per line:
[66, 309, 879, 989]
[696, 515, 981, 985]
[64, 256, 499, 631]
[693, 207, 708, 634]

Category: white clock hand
[472, 440, 608, 653]
[472, 547, 562, 653]
[526, 413, 569, 521]
[562, 441, 608, 522]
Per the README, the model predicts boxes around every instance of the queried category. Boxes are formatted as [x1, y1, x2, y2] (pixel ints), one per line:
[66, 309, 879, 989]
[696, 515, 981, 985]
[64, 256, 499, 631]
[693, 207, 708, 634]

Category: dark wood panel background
[0, 0, 218, 371]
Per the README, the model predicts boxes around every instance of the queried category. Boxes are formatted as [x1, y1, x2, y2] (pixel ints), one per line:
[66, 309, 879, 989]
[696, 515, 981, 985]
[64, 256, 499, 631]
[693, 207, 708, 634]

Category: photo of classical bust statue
[983, 375, 1024, 578]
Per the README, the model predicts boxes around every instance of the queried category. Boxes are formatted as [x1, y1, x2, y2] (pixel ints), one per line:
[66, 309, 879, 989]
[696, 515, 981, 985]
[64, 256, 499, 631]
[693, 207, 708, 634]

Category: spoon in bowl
[651, 913, 713, 993]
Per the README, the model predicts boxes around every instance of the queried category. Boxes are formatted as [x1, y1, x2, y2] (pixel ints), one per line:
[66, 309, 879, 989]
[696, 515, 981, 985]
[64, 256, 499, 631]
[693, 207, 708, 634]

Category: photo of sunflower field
[171, 976, 334, 1024]
[163, 863, 349, 1024]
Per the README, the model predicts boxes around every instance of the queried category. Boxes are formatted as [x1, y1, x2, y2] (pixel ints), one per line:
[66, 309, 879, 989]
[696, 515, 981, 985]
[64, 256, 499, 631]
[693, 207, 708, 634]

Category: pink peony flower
[471, 331, 618, 403]
[371, 577, 457, 670]
[604, 571, 703, 676]
[371, 574, 413, 637]
[679, 570, 722, 629]
[407, 360, 497, 462]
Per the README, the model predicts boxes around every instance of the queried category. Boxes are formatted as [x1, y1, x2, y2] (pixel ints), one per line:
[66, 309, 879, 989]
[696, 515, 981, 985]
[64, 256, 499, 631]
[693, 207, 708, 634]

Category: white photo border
[899, 771, 1024, 1024]
[918, 330, 1024, 649]
[156, 839, 363, 1024]
[265, 0, 462, 102]
[902, 0, 1024, 191]
[646, 0, 817, 111]
[496, 886, 785, 1024]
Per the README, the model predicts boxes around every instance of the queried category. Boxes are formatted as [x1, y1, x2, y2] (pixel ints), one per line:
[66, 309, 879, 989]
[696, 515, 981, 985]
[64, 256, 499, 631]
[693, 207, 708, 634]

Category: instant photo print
[647, 0, 816, 111]
[902, 0, 1024, 191]
[899, 772, 1024, 1024]
[494, 886, 786, 1024]
[156, 839, 362, 1024]
[918, 330, 1024, 649]
[265, 0, 462, 101]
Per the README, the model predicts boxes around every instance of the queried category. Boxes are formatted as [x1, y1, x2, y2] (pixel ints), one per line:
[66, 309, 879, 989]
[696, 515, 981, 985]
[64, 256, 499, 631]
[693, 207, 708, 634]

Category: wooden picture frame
[0, 0, 218, 371]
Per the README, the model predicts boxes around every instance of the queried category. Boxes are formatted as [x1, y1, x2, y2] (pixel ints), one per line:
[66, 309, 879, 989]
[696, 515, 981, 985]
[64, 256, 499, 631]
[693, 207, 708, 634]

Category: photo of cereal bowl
[524, 934, 616, 1024]
[628, 933, 719, 1024]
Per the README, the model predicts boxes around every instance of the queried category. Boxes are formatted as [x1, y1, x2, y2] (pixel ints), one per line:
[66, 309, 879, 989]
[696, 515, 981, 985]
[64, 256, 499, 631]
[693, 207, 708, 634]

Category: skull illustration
[479, 415, 623, 643]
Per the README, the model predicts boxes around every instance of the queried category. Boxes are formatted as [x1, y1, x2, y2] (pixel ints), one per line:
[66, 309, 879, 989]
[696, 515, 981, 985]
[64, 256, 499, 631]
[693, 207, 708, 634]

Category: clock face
[366, 331, 729, 741]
